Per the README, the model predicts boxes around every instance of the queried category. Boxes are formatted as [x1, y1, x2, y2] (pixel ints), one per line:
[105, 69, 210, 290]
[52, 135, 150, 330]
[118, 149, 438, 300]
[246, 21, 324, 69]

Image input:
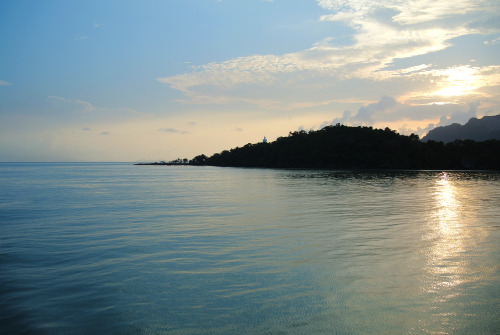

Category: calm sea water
[1, 163, 499, 334]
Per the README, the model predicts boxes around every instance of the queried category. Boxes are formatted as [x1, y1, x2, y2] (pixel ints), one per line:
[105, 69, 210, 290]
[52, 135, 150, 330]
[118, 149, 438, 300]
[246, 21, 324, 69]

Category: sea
[1, 162, 499, 334]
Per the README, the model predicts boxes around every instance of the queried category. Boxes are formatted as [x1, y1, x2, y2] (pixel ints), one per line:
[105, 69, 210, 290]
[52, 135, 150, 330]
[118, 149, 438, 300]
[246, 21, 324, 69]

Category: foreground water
[1, 163, 499, 334]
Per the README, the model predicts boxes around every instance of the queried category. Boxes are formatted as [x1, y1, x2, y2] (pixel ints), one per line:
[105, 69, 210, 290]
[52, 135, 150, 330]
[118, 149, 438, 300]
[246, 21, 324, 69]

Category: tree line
[189, 124, 500, 170]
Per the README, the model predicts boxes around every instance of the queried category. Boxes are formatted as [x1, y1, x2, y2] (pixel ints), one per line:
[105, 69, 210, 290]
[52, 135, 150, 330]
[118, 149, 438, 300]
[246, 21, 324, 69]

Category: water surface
[1, 163, 499, 334]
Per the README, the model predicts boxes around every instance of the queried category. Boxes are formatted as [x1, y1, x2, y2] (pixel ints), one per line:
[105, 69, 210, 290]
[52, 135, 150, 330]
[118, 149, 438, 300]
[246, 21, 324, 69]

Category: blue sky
[1, 0, 499, 161]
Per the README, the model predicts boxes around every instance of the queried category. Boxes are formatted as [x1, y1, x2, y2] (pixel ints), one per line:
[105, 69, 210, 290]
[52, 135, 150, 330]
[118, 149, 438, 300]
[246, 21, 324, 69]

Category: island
[139, 124, 500, 170]
[134, 158, 189, 166]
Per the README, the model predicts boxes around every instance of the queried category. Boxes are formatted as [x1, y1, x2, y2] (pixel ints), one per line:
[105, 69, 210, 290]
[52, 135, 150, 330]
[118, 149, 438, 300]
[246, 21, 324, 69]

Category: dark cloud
[158, 128, 188, 134]
[398, 123, 436, 137]
[326, 97, 400, 126]
[436, 101, 479, 127]
[320, 96, 480, 137]
[353, 96, 399, 123]
[100, 131, 110, 135]
[326, 97, 479, 125]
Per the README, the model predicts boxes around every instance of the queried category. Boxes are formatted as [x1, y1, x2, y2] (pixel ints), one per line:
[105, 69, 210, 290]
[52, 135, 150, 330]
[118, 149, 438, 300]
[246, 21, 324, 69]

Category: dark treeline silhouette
[189, 124, 500, 170]
[135, 158, 189, 166]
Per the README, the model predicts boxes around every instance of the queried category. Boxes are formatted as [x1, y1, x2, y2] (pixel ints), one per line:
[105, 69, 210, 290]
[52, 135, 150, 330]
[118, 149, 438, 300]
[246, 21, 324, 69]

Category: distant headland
[139, 122, 500, 170]
[134, 158, 189, 166]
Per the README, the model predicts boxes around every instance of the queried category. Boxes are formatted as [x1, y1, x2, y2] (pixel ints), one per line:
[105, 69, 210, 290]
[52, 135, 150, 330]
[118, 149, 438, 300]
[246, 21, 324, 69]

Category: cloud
[436, 101, 480, 127]
[318, 95, 483, 137]
[0, 80, 11, 86]
[316, 0, 497, 25]
[47, 95, 138, 116]
[391, 65, 500, 105]
[47, 96, 94, 113]
[484, 36, 500, 45]
[100, 131, 110, 135]
[352, 96, 399, 123]
[158, 128, 188, 134]
[158, 0, 500, 113]
[41, 96, 141, 133]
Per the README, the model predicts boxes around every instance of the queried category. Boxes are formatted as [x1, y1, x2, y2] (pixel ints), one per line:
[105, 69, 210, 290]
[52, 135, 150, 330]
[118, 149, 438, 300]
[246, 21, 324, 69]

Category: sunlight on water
[428, 172, 464, 289]
[1, 164, 499, 334]
[420, 172, 498, 334]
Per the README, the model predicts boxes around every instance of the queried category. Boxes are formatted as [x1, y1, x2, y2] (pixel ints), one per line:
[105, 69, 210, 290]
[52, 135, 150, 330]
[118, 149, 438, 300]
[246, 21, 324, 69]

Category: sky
[1, 0, 499, 162]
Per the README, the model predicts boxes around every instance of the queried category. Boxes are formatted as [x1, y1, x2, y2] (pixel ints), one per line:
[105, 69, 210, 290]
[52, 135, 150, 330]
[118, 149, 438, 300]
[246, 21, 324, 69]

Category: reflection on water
[423, 172, 496, 333]
[1, 165, 500, 334]
[428, 172, 464, 290]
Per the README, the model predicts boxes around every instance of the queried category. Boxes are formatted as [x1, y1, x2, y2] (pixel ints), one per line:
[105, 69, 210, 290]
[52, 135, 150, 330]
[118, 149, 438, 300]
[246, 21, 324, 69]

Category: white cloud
[316, 0, 497, 25]
[159, 1, 499, 109]
[391, 65, 500, 104]
[0, 80, 11, 86]
[155, 0, 500, 144]
[484, 36, 500, 45]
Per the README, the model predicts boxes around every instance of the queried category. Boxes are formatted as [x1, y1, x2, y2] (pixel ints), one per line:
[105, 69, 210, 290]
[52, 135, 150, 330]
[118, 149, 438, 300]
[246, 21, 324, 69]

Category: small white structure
[263, 136, 267, 143]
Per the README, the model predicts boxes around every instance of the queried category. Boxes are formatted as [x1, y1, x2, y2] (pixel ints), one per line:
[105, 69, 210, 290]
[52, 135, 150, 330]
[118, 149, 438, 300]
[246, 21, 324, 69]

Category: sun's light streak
[425, 172, 465, 291]
[432, 66, 480, 97]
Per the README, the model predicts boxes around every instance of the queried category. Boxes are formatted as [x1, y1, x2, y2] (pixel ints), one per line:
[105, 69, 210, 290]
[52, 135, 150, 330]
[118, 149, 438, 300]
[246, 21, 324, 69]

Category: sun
[432, 66, 479, 97]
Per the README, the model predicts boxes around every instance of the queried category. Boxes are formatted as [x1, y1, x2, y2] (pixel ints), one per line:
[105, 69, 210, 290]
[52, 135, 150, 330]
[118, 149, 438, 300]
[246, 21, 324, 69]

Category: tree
[190, 125, 500, 170]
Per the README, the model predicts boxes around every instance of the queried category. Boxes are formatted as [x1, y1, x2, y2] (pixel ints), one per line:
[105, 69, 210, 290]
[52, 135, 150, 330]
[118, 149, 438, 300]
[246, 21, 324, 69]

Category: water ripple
[1, 164, 499, 334]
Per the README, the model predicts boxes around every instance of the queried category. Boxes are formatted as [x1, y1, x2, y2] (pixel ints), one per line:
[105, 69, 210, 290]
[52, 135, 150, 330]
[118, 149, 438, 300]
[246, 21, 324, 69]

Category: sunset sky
[1, 0, 499, 162]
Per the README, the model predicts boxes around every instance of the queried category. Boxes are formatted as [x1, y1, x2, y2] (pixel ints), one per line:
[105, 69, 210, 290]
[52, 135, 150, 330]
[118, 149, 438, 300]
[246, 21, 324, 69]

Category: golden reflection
[421, 171, 495, 334]
[425, 172, 466, 291]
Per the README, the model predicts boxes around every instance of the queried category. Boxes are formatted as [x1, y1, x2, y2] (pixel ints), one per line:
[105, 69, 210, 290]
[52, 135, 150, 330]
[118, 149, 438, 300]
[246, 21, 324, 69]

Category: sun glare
[424, 173, 466, 291]
[433, 66, 479, 97]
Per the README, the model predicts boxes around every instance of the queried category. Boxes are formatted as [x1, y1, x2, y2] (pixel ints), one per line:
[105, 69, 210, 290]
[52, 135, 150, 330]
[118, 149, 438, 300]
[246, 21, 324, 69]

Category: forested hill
[190, 124, 500, 170]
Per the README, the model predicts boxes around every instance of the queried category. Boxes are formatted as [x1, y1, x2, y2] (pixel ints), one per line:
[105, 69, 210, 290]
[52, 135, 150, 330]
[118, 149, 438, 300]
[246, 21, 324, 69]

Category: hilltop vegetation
[190, 124, 500, 170]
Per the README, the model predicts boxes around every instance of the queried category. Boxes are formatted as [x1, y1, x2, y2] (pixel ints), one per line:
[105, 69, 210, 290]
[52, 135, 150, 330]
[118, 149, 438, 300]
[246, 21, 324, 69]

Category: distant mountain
[422, 114, 500, 143]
